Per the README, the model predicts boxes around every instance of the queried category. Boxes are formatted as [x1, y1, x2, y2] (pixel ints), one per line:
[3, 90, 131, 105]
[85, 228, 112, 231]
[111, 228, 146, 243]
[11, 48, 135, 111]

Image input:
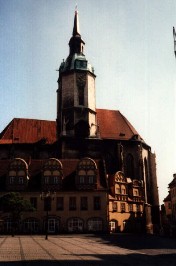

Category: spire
[69, 7, 85, 55]
[73, 6, 80, 36]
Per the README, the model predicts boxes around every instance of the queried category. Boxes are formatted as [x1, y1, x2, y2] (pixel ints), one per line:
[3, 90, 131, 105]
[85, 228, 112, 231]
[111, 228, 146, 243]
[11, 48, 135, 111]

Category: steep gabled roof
[96, 109, 143, 141]
[0, 118, 56, 144]
[0, 109, 144, 144]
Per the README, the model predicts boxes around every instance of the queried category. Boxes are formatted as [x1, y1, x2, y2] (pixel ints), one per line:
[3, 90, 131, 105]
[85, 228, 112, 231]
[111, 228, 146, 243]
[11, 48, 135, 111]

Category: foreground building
[0, 9, 160, 234]
[162, 174, 176, 236]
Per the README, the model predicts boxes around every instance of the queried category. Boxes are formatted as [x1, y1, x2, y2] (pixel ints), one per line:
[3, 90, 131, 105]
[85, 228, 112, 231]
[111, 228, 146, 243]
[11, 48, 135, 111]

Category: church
[0, 10, 160, 234]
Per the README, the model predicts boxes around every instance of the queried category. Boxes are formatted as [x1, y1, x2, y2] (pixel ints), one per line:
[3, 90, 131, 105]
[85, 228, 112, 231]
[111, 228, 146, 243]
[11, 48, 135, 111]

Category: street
[0, 234, 176, 265]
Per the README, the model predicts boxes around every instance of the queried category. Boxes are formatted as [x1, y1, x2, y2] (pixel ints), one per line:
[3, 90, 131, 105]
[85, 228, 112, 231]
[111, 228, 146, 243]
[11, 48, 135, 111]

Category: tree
[0, 192, 35, 236]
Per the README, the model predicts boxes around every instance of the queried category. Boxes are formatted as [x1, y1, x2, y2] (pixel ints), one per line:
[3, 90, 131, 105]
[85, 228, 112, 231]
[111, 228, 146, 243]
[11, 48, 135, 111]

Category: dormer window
[7, 158, 28, 191]
[88, 174, 94, 184]
[76, 158, 97, 189]
[19, 177, 24, 184]
[42, 158, 63, 190]
[54, 176, 60, 184]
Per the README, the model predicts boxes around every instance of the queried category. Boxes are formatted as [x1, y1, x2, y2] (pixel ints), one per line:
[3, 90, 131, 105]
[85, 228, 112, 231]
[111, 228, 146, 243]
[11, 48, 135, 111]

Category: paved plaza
[0, 234, 176, 265]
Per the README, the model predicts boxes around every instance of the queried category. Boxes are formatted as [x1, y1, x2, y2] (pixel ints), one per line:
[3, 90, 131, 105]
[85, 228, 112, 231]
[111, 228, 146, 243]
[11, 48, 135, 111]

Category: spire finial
[75, 3, 78, 13]
[73, 5, 80, 36]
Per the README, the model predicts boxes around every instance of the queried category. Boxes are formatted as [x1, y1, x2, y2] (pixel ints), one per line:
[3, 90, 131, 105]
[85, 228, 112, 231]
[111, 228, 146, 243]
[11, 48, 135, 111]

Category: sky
[0, 0, 176, 204]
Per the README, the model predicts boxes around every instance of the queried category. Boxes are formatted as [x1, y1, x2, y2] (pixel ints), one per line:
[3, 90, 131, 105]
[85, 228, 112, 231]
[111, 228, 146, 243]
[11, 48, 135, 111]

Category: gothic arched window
[126, 154, 134, 179]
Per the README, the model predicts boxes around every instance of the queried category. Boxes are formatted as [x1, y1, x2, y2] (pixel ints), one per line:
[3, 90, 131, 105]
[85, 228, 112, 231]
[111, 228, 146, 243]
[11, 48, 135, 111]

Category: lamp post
[40, 191, 56, 240]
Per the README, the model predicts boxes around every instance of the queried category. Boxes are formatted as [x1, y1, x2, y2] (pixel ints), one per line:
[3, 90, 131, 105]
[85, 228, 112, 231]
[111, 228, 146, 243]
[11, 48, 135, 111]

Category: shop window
[87, 218, 103, 232]
[23, 218, 39, 233]
[68, 217, 83, 232]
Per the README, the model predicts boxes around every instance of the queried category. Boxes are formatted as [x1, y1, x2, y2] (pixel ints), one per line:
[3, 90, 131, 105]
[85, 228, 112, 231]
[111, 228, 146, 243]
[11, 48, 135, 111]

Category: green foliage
[0, 192, 35, 220]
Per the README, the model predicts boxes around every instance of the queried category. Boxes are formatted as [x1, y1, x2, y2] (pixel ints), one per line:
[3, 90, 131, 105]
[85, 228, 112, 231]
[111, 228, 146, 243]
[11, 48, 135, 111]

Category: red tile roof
[0, 118, 56, 144]
[97, 109, 143, 141]
[0, 109, 143, 144]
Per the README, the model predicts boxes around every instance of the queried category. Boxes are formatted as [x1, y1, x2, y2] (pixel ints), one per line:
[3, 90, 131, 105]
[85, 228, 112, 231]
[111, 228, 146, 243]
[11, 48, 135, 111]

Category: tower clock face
[75, 60, 87, 69]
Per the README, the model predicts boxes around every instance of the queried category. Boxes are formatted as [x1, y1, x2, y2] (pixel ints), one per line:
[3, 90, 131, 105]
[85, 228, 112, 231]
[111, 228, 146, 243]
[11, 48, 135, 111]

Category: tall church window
[126, 154, 134, 179]
[144, 158, 149, 181]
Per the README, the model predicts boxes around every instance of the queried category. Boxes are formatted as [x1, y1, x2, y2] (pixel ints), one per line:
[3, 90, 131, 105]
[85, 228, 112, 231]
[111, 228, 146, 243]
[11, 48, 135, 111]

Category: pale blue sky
[0, 0, 176, 204]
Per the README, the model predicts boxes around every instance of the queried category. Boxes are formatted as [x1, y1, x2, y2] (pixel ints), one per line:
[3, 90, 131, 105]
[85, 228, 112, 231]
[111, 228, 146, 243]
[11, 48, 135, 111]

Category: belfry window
[78, 85, 84, 105]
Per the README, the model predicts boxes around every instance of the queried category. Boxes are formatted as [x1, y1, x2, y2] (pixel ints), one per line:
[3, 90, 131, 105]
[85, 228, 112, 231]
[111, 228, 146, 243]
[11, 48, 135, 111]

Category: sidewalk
[0, 234, 176, 265]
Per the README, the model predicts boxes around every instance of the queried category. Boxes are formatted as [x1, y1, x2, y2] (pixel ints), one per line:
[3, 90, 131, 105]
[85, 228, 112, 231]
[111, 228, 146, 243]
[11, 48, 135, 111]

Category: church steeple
[57, 8, 97, 144]
[69, 8, 85, 56]
[72, 7, 80, 36]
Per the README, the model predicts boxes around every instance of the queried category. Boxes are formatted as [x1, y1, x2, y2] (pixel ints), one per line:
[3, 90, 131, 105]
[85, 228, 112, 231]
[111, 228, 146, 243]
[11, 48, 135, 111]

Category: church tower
[57, 9, 97, 141]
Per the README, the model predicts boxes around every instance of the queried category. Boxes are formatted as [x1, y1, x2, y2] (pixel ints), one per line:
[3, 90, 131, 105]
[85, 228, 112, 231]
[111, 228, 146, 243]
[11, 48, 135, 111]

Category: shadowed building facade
[0, 10, 159, 234]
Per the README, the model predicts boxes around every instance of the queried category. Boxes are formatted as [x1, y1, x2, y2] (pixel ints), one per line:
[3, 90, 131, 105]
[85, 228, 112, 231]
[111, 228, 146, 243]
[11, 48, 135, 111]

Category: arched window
[126, 154, 134, 179]
[8, 158, 28, 190]
[42, 158, 63, 190]
[87, 217, 103, 232]
[121, 185, 126, 195]
[115, 184, 120, 194]
[144, 158, 149, 181]
[67, 217, 84, 232]
[76, 158, 97, 189]
[23, 218, 39, 233]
